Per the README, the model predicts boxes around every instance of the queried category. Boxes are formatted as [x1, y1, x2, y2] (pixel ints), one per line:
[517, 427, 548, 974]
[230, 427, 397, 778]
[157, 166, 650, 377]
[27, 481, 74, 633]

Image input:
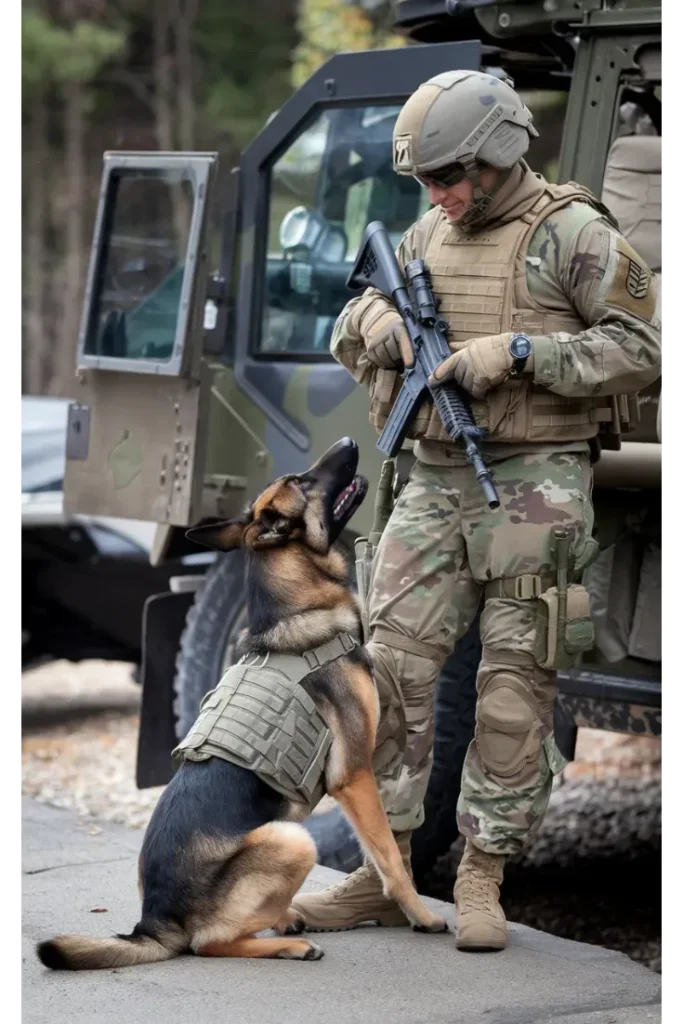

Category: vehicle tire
[173, 551, 247, 740]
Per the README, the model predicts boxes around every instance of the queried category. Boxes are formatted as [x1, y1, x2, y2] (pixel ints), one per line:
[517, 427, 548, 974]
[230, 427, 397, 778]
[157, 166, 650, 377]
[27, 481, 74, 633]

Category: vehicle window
[84, 170, 194, 363]
[259, 105, 429, 356]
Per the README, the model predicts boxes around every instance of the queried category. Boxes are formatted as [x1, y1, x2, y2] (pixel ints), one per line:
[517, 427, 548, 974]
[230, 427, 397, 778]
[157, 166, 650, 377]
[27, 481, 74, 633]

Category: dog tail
[36, 920, 186, 971]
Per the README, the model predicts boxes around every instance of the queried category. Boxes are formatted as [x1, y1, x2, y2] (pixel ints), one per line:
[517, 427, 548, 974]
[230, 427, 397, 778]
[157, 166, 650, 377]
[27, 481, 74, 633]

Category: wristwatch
[508, 333, 532, 376]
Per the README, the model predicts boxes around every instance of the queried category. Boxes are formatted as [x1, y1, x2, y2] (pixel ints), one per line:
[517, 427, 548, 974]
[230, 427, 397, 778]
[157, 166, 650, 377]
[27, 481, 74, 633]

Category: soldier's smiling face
[425, 166, 499, 223]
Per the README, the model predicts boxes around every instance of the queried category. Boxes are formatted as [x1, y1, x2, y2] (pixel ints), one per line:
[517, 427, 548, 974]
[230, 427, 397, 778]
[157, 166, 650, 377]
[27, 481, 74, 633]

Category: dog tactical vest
[368, 176, 628, 445]
[172, 632, 359, 809]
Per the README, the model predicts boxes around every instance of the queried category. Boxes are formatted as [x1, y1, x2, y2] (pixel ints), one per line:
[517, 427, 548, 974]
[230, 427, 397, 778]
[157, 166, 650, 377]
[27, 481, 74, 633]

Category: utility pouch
[534, 526, 595, 670]
[534, 583, 595, 670]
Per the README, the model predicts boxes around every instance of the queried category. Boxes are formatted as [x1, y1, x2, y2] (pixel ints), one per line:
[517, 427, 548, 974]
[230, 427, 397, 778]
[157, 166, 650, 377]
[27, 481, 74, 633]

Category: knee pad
[476, 667, 541, 781]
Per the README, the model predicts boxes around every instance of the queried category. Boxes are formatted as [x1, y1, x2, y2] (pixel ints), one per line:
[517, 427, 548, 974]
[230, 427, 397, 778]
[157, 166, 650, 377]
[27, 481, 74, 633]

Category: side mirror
[279, 206, 347, 263]
[279, 206, 326, 254]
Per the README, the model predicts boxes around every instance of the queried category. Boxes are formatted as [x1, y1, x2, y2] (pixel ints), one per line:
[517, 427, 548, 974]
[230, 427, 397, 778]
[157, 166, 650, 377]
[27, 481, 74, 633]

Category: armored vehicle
[61, 0, 661, 881]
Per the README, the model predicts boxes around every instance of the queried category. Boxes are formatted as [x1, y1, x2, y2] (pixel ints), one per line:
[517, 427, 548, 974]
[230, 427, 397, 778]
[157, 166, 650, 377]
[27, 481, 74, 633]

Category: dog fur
[36, 438, 446, 970]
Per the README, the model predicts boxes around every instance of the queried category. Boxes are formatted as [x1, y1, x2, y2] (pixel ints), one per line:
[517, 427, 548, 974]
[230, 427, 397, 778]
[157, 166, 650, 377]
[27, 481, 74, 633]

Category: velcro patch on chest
[605, 236, 656, 320]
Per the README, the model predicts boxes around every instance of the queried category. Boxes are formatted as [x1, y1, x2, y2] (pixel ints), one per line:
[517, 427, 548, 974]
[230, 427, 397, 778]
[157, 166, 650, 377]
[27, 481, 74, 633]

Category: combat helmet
[393, 69, 539, 227]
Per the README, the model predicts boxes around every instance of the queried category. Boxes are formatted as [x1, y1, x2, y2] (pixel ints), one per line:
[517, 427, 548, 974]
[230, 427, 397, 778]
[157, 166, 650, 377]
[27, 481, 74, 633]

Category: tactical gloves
[429, 332, 532, 399]
[364, 310, 415, 370]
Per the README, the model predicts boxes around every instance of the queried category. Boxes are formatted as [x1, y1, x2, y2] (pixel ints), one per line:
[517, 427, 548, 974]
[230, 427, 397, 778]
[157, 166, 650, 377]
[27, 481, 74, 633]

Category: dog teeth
[334, 483, 356, 518]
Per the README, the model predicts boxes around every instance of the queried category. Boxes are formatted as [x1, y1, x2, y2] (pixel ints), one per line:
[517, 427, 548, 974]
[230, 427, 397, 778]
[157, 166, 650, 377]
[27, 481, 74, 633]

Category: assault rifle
[347, 221, 500, 510]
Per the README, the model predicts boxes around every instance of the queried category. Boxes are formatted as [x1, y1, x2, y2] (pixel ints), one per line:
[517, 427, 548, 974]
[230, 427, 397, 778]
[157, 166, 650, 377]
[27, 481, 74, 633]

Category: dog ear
[185, 519, 246, 551]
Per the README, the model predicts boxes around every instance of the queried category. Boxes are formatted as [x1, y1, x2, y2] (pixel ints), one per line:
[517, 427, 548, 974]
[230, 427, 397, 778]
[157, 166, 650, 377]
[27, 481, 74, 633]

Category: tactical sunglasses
[414, 162, 468, 189]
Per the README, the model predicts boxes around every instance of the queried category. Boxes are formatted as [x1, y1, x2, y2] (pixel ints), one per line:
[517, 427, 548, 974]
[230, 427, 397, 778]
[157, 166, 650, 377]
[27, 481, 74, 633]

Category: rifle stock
[347, 221, 500, 510]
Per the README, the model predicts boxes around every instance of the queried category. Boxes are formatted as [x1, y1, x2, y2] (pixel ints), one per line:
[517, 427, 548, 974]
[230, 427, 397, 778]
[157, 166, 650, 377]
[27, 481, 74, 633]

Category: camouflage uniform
[289, 70, 661, 945]
[332, 181, 661, 857]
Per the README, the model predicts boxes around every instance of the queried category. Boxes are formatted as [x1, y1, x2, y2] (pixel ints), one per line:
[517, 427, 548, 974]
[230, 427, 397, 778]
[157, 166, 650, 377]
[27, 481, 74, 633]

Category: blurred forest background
[21, 0, 564, 397]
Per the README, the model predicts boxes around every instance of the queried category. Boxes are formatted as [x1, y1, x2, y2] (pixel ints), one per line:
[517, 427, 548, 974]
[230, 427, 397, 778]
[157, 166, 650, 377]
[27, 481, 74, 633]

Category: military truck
[62, 0, 661, 882]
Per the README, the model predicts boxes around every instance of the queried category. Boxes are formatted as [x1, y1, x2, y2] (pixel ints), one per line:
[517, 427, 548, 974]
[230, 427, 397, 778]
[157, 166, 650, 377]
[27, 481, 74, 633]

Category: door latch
[66, 403, 91, 461]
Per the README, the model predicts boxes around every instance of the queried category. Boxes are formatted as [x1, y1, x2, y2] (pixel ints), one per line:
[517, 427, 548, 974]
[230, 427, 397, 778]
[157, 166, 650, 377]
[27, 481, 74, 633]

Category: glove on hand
[364, 311, 415, 370]
[428, 332, 519, 399]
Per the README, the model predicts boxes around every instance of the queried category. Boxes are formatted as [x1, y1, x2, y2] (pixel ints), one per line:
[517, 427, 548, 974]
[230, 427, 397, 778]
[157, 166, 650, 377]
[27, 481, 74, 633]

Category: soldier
[292, 70, 661, 950]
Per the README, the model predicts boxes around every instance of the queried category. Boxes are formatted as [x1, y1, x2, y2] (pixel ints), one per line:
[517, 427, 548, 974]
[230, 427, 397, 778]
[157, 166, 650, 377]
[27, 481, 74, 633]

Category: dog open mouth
[333, 475, 368, 524]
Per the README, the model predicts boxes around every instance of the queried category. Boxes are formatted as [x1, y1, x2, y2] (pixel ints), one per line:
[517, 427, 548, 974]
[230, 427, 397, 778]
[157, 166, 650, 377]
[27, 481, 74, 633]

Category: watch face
[510, 333, 532, 359]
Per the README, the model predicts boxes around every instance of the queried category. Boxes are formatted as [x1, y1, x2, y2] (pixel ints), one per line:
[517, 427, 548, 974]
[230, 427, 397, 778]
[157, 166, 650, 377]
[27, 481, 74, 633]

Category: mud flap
[136, 590, 194, 789]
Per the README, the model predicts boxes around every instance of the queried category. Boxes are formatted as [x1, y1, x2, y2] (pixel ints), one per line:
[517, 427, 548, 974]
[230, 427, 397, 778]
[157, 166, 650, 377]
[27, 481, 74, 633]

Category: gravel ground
[22, 658, 661, 973]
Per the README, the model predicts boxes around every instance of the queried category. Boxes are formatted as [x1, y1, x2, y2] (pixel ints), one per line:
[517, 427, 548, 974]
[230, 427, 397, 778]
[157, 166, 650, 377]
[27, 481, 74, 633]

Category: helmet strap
[458, 162, 513, 232]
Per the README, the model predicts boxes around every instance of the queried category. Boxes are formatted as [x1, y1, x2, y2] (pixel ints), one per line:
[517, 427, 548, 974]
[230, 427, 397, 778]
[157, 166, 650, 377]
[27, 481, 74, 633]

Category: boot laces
[334, 862, 375, 895]
[457, 869, 498, 915]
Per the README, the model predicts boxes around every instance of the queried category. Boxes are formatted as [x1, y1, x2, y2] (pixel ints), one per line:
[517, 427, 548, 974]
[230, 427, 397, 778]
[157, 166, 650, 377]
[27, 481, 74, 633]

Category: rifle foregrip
[431, 385, 479, 437]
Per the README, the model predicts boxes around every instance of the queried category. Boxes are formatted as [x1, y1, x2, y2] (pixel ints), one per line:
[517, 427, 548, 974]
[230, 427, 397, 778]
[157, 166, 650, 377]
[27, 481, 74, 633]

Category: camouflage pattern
[331, 179, 661, 468]
[365, 450, 594, 854]
[61, 14, 662, 811]
[527, 203, 661, 399]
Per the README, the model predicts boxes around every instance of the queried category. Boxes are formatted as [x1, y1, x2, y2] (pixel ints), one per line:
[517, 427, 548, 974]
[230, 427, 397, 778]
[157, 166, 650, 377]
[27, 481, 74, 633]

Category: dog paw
[303, 942, 325, 961]
[412, 915, 449, 934]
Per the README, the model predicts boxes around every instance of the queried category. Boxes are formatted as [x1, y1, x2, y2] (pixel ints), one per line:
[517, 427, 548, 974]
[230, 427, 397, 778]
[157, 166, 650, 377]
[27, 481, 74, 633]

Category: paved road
[23, 799, 661, 1024]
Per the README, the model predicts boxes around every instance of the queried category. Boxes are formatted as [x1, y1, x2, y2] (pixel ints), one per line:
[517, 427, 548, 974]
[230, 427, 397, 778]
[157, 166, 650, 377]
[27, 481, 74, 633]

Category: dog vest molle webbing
[172, 632, 359, 809]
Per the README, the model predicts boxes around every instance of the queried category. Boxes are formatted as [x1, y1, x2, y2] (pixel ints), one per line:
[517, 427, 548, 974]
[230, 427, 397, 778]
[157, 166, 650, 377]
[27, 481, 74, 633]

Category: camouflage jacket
[331, 165, 662, 463]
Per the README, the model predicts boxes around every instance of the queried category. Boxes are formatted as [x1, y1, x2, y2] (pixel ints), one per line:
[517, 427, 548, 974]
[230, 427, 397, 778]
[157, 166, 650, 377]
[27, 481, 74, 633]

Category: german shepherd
[37, 437, 447, 970]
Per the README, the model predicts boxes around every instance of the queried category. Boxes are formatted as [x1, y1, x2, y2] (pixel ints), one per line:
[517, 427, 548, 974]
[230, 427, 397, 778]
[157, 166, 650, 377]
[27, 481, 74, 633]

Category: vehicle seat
[601, 133, 661, 274]
[602, 132, 663, 440]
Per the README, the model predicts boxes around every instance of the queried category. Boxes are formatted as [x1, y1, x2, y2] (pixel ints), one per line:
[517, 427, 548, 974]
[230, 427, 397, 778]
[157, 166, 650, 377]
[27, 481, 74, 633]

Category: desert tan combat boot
[289, 831, 412, 931]
[453, 840, 507, 951]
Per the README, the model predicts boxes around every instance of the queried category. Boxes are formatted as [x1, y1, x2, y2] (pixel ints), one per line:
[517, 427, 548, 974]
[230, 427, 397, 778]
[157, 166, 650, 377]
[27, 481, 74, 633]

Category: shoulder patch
[604, 236, 656, 321]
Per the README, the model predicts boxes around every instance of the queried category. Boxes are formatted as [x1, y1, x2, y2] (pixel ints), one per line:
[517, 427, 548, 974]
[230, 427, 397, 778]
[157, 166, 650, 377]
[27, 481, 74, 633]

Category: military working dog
[37, 438, 447, 970]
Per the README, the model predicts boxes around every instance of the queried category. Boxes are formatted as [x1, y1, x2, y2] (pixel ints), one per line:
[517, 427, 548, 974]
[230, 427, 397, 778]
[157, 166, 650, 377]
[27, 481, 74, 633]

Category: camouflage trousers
[366, 451, 594, 856]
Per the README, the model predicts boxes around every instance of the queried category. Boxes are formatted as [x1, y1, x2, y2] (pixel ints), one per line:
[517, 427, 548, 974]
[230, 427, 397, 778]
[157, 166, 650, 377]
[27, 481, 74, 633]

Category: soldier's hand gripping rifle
[347, 221, 500, 510]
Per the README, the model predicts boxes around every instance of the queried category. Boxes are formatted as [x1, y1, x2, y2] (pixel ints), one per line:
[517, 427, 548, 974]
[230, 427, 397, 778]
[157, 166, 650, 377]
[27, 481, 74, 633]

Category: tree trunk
[54, 77, 86, 396]
[23, 92, 48, 395]
[153, 0, 174, 153]
[172, 0, 198, 251]
[153, 0, 189, 252]
[174, 0, 198, 153]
